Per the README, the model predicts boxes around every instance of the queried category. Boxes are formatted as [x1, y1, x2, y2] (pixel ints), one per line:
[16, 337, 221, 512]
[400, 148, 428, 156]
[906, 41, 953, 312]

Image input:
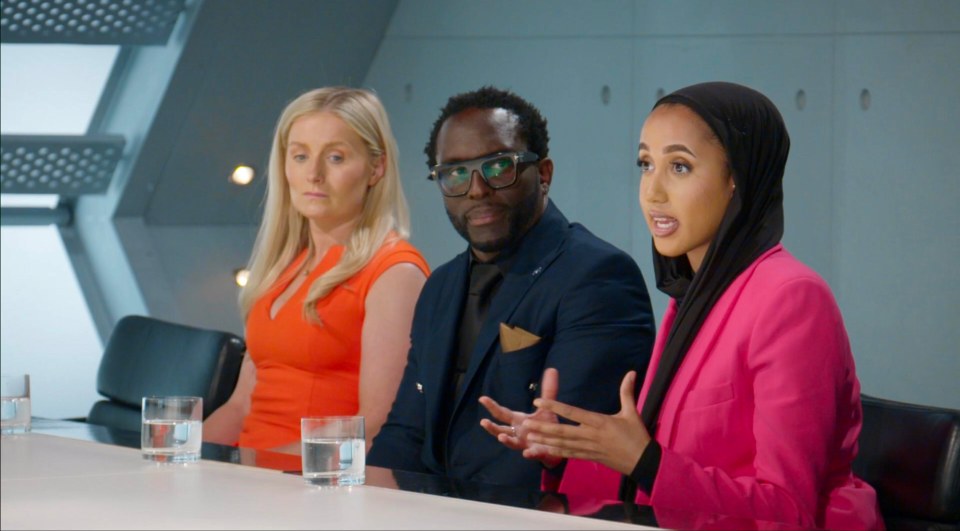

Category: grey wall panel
[836, 0, 960, 33]
[386, 0, 635, 37]
[834, 33, 960, 408]
[145, 224, 257, 335]
[632, 0, 836, 36]
[114, 217, 183, 323]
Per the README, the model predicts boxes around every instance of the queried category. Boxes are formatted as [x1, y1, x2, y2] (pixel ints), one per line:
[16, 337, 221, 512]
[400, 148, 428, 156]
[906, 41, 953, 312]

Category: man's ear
[538, 158, 554, 193]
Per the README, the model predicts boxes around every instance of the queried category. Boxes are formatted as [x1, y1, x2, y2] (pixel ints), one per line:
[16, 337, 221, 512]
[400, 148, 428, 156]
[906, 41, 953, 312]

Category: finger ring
[509, 425, 518, 437]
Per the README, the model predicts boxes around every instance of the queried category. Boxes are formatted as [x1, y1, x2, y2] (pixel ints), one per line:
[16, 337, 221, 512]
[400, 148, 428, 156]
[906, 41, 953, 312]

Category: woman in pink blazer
[480, 82, 882, 530]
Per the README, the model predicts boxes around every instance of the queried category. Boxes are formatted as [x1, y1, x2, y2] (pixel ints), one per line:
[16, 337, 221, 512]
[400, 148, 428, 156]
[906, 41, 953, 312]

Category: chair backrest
[86, 315, 246, 433]
[853, 394, 960, 530]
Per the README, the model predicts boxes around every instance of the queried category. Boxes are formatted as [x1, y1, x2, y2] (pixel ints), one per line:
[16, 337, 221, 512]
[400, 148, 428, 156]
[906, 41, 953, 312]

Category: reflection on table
[5, 419, 801, 530]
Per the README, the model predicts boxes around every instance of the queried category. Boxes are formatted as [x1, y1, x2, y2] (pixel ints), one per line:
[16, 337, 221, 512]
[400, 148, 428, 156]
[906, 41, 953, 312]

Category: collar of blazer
[508, 199, 569, 276]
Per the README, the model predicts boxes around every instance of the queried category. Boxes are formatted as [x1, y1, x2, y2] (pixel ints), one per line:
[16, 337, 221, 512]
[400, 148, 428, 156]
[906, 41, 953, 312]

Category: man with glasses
[368, 86, 655, 489]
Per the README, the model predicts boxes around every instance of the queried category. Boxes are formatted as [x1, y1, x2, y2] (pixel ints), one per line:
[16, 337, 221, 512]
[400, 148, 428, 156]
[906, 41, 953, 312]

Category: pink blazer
[557, 245, 883, 530]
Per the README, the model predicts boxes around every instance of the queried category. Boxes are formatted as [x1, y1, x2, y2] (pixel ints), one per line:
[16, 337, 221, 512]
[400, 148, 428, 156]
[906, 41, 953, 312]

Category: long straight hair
[239, 87, 411, 323]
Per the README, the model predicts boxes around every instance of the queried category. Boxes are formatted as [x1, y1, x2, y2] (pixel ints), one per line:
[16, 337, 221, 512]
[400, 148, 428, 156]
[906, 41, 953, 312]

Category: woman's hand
[523, 371, 651, 475]
[479, 368, 564, 468]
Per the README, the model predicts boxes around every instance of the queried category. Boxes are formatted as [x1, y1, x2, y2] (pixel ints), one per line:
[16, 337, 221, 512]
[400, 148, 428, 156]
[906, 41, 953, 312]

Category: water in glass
[0, 396, 31, 434]
[141, 419, 202, 462]
[302, 437, 365, 486]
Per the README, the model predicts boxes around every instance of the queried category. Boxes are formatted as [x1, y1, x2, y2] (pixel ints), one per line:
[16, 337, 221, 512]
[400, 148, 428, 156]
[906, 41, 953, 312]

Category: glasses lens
[438, 165, 470, 195]
[481, 156, 517, 188]
[435, 153, 522, 196]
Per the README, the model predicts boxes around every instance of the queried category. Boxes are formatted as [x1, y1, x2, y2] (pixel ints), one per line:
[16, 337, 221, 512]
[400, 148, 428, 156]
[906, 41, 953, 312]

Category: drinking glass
[141, 396, 202, 463]
[1, 373, 31, 435]
[301, 416, 365, 486]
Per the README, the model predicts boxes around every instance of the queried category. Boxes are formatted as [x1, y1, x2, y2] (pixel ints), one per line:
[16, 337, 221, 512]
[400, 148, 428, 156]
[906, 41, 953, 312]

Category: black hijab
[638, 81, 790, 432]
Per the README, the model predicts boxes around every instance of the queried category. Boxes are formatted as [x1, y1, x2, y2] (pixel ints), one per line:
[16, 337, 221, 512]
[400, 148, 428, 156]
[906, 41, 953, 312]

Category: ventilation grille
[1, 135, 125, 195]
[0, 0, 186, 45]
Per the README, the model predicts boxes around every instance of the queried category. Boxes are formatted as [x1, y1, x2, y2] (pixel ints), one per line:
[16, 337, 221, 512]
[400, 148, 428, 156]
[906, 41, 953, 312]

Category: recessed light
[234, 268, 250, 287]
[230, 165, 255, 185]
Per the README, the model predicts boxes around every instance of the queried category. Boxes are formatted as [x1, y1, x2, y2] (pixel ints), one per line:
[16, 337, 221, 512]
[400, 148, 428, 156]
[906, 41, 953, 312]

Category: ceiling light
[230, 165, 255, 185]
[234, 268, 250, 287]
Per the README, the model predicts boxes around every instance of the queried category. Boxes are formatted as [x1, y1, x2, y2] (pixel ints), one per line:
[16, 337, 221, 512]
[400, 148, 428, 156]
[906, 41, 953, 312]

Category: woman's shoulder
[734, 246, 841, 319]
[363, 236, 430, 279]
[747, 245, 831, 293]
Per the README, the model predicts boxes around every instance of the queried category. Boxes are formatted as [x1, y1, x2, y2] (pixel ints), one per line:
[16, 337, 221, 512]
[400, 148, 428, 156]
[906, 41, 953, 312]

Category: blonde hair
[239, 87, 411, 323]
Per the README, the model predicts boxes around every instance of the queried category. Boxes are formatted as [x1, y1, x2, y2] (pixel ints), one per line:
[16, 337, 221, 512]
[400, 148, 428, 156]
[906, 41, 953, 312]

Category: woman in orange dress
[204, 87, 429, 453]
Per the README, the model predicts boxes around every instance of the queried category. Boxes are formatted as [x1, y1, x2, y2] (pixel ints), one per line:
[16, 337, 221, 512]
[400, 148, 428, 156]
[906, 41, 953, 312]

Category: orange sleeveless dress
[238, 239, 429, 450]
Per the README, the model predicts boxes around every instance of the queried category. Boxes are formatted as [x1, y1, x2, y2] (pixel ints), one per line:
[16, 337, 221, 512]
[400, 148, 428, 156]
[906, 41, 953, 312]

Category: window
[0, 43, 118, 418]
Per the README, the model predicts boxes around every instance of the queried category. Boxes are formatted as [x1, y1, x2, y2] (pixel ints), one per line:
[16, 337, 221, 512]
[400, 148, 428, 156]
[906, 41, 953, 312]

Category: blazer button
[528, 382, 538, 392]
[416, 382, 424, 393]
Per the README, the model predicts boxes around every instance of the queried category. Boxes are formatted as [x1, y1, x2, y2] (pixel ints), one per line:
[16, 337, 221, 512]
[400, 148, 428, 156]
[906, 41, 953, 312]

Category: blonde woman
[204, 87, 429, 453]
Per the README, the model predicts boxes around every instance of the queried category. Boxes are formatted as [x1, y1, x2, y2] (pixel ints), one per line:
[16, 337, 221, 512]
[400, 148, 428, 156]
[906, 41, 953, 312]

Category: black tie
[454, 262, 502, 397]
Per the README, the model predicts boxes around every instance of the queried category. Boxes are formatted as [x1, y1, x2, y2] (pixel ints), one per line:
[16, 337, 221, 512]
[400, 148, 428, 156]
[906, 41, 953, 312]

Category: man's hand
[479, 367, 564, 468]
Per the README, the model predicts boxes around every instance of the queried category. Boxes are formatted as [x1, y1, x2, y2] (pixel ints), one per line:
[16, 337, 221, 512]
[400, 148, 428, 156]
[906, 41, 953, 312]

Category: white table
[1, 433, 650, 530]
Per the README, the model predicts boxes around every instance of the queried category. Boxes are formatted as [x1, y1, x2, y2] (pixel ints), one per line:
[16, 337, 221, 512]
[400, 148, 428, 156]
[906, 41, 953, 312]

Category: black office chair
[86, 315, 246, 433]
[853, 394, 960, 531]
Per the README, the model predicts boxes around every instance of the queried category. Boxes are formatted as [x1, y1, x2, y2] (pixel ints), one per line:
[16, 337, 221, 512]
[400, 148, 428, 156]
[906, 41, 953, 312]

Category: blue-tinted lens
[439, 165, 471, 194]
[435, 153, 523, 195]
[481, 156, 516, 186]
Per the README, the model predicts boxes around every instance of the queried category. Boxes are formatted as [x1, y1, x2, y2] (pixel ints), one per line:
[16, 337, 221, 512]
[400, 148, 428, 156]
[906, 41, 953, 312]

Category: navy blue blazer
[368, 201, 655, 489]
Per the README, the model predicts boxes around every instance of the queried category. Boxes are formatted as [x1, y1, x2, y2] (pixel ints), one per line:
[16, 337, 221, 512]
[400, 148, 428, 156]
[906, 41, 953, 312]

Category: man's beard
[447, 186, 541, 255]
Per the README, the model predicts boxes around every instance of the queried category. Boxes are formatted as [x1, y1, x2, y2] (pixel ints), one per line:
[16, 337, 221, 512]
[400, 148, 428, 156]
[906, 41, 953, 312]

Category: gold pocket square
[499, 323, 541, 353]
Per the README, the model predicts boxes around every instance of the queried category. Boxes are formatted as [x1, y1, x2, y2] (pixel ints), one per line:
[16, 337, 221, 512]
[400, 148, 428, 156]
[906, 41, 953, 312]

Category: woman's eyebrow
[637, 141, 696, 157]
[663, 144, 695, 157]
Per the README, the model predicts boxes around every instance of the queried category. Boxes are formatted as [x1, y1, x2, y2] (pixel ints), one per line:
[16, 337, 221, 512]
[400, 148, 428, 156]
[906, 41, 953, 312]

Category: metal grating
[1, 134, 125, 195]
[0, 0, 186, 45]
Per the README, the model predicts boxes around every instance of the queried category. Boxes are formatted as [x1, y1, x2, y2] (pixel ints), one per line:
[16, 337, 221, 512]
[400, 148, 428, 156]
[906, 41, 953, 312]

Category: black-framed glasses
[428, 151, 539, 197]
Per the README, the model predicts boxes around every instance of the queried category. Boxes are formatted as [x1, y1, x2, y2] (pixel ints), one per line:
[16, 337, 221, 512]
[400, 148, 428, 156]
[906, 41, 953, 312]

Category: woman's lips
[650, 214, 679, 237]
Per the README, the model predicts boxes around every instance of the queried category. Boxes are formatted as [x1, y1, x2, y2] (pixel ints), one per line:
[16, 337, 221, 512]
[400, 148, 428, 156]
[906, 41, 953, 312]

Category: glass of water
[141, 396, 202, 463]
[1, 373, 31, 435]
[301, 416, 365, 486]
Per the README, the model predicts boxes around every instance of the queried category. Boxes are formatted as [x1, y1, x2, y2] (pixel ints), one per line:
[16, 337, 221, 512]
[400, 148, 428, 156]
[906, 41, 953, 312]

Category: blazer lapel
[453, 201, 569, 414]
[655, 247, 777, 445]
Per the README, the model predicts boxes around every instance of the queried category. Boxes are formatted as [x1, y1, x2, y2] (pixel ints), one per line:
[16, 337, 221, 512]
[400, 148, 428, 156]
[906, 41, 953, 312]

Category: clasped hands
[478, 368, 652, 476]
